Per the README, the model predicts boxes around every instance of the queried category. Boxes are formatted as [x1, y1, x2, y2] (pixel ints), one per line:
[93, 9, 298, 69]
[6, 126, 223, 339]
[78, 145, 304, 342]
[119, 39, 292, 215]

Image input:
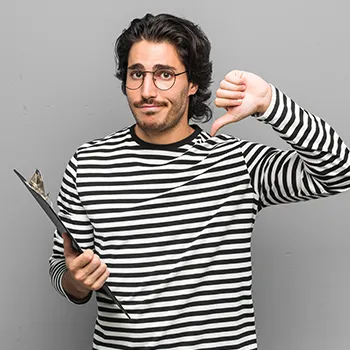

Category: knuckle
[92, 256, 101, 268]
[84, 278, 93, 288]
[84, 249, 94, 260]
[103, 266, 110, 277]
[92, 255, 100, 263]
[91, 282, 101, 291]
[74, 272, 84, 282]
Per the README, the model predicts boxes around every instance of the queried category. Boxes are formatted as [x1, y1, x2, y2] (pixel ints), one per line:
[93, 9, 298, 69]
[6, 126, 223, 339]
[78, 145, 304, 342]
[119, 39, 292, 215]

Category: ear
[188, 82, 198, 96]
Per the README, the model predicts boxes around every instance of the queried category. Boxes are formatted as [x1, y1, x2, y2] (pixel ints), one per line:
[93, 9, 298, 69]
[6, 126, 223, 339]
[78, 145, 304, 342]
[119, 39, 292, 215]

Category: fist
[63, 232, 110, 292]
[211, 70, 272, 136]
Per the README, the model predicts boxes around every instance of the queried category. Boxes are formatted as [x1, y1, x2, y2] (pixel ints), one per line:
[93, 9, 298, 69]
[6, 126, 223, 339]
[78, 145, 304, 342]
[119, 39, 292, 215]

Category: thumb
[210, 111, 239, 137]
[62, 232, 79, 259]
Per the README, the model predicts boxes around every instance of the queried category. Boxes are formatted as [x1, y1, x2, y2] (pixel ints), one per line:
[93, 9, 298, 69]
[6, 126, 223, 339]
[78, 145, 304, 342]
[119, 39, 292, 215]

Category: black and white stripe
[49, 85, 350, 349]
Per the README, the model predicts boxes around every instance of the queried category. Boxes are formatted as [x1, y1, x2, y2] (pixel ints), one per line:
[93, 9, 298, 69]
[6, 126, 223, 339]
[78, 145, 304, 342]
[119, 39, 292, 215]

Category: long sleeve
[240, 85, 350, 209]
[48, 152, 94, 303]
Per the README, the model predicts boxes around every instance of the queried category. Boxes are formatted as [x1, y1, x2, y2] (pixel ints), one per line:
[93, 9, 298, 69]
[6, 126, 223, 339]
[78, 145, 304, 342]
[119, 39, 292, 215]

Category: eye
[156, 70, 174, 80]
[129, 71, 144, 80]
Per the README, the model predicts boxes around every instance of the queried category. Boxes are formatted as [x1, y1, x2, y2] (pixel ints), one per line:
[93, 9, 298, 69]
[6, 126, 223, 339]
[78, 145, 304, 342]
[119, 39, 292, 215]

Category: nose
[140, 73, 158, 100]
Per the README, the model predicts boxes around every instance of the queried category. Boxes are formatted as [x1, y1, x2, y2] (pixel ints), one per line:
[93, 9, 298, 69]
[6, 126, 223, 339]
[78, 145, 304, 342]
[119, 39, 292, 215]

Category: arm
[242, 86, 350, 208]
[212, 70, 350, 208]
[48, 153, 109, 303]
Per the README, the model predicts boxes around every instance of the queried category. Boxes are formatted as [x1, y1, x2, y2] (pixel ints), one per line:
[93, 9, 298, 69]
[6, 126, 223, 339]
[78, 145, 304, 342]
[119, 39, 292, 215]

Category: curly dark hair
[114, 13, 213, 122]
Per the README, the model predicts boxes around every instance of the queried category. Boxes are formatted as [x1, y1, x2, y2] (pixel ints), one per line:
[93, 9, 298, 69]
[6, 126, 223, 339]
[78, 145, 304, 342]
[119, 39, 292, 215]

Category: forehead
[128, 40, 184, 69]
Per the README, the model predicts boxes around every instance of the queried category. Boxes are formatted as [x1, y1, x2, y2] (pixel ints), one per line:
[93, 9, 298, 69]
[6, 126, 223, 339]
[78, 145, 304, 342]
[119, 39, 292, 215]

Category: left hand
[210, 70, 272, 136]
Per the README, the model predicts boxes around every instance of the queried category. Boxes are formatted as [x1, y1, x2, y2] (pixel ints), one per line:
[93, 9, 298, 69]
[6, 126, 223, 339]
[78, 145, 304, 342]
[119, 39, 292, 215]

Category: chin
[137, 120, 168, 133]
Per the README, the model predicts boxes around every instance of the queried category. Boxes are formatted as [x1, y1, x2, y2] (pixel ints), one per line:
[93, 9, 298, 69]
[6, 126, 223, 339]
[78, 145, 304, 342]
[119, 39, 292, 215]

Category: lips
[139, 105, 162, 112]
[134, 100, 167, 108]
[140, 105, 161, 108]
[137, 103, 167, 115]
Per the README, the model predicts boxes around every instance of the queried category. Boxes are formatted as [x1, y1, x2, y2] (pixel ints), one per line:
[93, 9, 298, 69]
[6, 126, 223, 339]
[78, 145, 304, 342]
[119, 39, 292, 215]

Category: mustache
[133, 98, 168, 108]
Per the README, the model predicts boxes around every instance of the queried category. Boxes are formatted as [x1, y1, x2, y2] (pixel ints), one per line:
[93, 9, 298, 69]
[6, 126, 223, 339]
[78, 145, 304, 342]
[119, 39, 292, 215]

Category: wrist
[257, 84, 272, 115]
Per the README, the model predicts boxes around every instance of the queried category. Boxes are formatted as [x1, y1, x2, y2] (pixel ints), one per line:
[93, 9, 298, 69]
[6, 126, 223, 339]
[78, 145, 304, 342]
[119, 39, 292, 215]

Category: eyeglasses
[126, 68, 187, 91]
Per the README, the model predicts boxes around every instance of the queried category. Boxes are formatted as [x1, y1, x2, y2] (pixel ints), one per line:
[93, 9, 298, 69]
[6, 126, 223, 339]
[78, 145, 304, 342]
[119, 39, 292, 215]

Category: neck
[135, 122, 194, 145]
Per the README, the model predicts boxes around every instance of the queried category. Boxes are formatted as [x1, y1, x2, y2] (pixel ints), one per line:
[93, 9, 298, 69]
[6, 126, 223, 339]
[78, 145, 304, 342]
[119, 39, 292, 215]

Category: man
[49, 13, 350, 350]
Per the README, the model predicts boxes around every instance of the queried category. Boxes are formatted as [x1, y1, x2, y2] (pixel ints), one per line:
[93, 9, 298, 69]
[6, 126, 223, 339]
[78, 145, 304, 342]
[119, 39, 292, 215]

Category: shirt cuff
[254, 83, 278, 123]
[58, 266, 92, 305]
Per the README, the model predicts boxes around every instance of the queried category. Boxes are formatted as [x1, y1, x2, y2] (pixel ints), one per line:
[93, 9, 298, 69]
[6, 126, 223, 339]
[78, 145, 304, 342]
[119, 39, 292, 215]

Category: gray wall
[3, 0, 349, 349]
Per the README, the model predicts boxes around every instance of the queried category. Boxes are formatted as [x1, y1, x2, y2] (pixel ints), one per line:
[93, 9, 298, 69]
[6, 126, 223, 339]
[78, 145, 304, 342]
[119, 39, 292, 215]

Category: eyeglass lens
[126, 69, 176, 91]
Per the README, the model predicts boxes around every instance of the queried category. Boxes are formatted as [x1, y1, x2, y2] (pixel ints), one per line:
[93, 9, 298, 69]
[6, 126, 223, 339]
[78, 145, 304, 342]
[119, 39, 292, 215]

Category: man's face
[126, 40, 198, 134]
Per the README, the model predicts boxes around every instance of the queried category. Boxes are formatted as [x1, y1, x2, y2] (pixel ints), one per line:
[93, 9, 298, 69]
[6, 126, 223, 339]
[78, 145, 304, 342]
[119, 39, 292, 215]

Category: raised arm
[212, 70, 350, 208]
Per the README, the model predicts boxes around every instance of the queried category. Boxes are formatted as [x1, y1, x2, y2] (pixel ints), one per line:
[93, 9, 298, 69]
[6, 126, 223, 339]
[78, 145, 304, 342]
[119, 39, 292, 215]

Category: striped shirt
[49, 85, 350, 349]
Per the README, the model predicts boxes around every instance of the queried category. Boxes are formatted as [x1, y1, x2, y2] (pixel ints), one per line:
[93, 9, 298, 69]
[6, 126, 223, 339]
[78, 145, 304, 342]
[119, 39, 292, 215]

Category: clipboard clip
[28, 169, 52, 205]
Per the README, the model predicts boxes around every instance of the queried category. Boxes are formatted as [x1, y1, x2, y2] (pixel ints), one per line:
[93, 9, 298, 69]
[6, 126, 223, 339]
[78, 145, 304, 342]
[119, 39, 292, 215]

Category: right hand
[211, 70, 272, 136]
[63, 232, 110, 293]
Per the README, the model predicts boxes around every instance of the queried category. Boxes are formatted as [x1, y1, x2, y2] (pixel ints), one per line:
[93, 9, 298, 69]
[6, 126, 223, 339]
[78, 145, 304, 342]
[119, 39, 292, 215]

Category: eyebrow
[127, 63, 178, 71]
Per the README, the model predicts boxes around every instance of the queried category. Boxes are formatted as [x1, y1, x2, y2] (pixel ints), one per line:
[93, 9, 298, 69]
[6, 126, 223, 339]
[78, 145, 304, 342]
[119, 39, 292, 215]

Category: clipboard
[14, 169, 130, 319]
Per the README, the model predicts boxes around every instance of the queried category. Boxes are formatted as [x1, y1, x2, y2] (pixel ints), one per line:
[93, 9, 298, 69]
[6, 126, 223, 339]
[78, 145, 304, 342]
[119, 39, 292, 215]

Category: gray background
[2, 0, 349, 349]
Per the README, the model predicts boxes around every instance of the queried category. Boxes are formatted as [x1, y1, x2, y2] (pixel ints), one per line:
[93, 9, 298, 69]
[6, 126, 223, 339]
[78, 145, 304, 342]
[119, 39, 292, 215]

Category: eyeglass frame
[125, 68, 188, 91]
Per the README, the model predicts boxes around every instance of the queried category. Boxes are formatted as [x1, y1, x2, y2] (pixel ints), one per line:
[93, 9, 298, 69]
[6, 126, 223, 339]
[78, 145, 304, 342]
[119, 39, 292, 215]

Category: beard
[128, 89, 190, 134]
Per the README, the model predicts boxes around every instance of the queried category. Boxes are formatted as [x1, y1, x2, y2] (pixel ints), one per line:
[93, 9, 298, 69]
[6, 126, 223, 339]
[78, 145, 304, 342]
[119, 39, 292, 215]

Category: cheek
[166, 88, 188, 103]
[126, 91, 138, 104]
